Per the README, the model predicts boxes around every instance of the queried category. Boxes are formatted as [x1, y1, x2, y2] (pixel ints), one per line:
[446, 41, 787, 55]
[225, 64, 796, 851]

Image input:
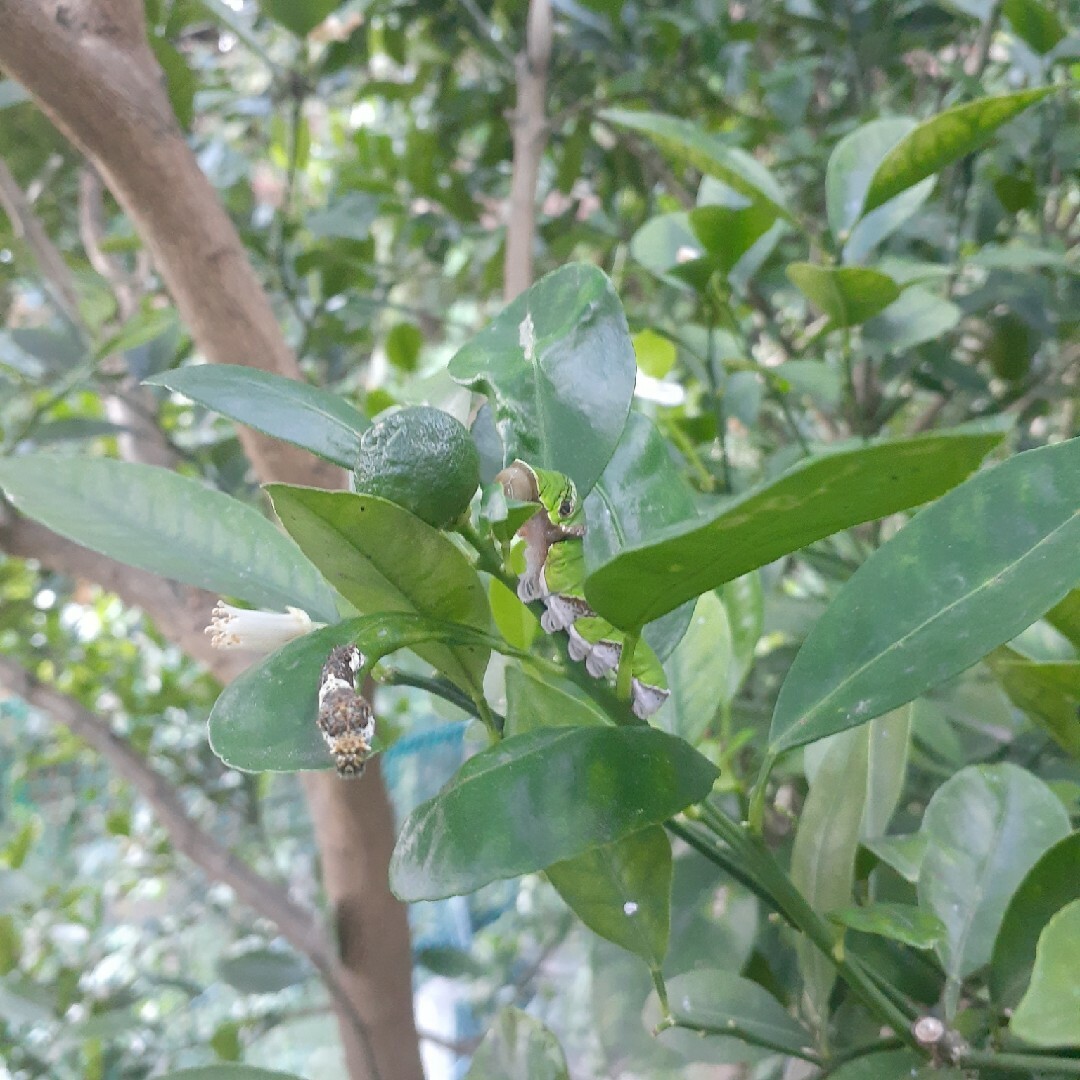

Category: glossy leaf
[489, 577, 539, 652]
[448, 263, 635, 496]
[792, 727, 869, 1031]
[987, 648, 1080, 758]
[786, 263, 901, 328]
[632, 329, 676, 378]
[146, 365, 368, 469]
[1045, 589, 1080, 648]
[585, 430, 1002, 629]
[504, 666, 610, 737]
[1010, 900, 1080, 1047]
[546, 826, 671, 968]
[829, 903, 945, 949]
[991, 832, 1080, 1009]
[826, 117, 936, 262]
[1003, 0, 1066, 54]
[864, 832, 927, 883]
[389, 726, 718, 901]
[862, 706, 913, 838]
[217, 948, 308, 993]
[862, 288, 962, 355]
[208, 615, 499, 771]
[918, 764, 1070, 1017]
[824, 1050, 923, 1080]
[583, 412, 699, 645]
[464, 1008, 569, 1080]
[688, 201, 778, 274]
[0, 454, 338, 621]
[722, 573, 764, 697]
[659, 592, 732, 745]
[770, 437, 1080, 753]
[863, 89, 1053, 214]
[600, 109, 792, 220]
[658, 970, 814, 1063]
[266, 486, 490, 693]
[260, 0, 340, 37]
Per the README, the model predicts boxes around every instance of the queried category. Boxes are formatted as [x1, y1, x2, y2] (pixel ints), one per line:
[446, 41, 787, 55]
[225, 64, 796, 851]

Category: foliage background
[0, 0, 1078, 1077]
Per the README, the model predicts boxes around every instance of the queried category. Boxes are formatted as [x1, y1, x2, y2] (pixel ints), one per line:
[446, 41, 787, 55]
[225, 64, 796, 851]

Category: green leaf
[464, 1008, 570, 1080]
[146, 365, 368, 469]
[722, 573, 764, 697]
[385, 323, 423, 372]
[600, 109, 793, 221]
[863, 89, 1053, 215]
[0, 455, 337, 621]
[305, 192, 380, 240]
[769, 437, 1080, 753]
[825, 117, 931, 247]
[448, 263, 636, 497]
[861, 706, 913, 838]
[1046, 588, 1080, 648]
[95, 306, 180, 360]
[919, 764, 1070, 1017]
[792, 727, 869, 1031]
[862, 288, 962, 355]
[829, 903, 945, 950]
[629, 212, 700, 281]
[1003, 0, 1066, 54]
[489, 577, 539, 652]
[266, 487, 490, 693]
[217, 948, 308, 993]
[585, 430, 1003, 629]
[150, 36, 195, 129]
[660, 591, 732, 745]
[208, 614, 500, 771]
[863, 832, 927, 884]
[688, 201, 778, 275]
[389, 726, 718, 901]
[632, 329, 676, 378]
[1010, 900, 1080, 1047]
[546, 826, 671, 968]
[155, 1069, 306, 1080]
[260, 0, 340, 37]
[657, 970, 814, 1063]
[987, 648, 1080, 758]
[786, 264, 901, 328]
[504, 667, 610, 737]
[824, 1050, 923, 1080]
[991, 832, 1080, 1009]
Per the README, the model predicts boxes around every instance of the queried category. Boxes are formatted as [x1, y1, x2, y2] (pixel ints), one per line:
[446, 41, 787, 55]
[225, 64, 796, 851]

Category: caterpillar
[496, 460, 669, 719]
[317, 645, 375, 777]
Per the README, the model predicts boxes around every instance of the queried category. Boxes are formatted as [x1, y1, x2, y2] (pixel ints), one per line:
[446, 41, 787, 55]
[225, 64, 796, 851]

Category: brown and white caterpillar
[317, 645, 375, 777]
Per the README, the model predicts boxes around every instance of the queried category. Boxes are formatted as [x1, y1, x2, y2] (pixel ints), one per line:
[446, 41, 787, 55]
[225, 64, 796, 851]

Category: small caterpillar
[317, 645, 375, 777]
[496, 460, 669, 719]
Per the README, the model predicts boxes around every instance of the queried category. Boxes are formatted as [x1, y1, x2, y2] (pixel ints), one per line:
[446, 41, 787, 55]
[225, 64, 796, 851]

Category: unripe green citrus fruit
[352, 406, 480, 529]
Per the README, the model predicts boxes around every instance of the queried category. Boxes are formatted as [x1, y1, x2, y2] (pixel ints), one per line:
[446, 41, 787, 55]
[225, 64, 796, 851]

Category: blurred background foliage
[0, 0, 1077, 1075]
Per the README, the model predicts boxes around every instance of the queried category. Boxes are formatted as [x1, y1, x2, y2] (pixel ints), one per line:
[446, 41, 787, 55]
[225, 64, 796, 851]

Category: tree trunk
[0, 3, 423, 1077]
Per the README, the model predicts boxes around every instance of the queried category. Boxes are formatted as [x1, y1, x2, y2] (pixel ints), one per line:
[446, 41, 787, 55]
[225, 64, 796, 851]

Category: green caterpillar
[496, 460, 669, 719]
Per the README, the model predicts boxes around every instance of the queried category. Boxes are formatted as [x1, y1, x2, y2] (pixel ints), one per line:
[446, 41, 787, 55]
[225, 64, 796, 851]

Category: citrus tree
[1, 0, 1078, 1077]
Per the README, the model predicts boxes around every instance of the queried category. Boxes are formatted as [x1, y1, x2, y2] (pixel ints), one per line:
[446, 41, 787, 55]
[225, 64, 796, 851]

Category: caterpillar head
[495, 460, 585, 537]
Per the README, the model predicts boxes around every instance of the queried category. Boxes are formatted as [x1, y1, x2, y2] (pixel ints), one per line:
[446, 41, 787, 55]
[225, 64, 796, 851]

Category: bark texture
[0, 3, 423, 1077]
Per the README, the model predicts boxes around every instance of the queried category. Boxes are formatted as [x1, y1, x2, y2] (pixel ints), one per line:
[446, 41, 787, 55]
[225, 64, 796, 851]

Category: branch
[503, 0, 553, 300]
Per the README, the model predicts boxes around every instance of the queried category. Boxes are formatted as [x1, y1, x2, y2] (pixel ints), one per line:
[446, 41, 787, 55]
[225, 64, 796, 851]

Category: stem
[615, 626, 641, 703]
[456, 519, 516, 587]
[746, 751, 777, 835]
[666, 1016, 823, 1064]
[650, 966, 670, 1020]
[697, 804, 918, 1047]
[819, 1036, 906, 1076]
[379, 669, 480, 718]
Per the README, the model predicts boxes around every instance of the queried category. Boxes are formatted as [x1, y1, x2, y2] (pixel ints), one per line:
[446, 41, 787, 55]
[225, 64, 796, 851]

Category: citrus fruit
[352, 406, 480, 529]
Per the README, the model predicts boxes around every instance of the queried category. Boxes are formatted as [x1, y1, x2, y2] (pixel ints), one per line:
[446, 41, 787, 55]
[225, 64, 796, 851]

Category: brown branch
[0, 4, 422, 1078]
[0, 155, 83, 324]
[503, 0, 553, 301]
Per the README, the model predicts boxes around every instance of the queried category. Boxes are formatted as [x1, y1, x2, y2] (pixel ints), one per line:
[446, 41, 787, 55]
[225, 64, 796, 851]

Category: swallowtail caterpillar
[496, 460, 669, 719]
[317, 645, 375, 777]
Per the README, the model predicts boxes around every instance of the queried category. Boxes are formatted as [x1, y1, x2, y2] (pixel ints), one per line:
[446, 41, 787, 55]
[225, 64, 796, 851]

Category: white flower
[205, 601, 319, 652]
